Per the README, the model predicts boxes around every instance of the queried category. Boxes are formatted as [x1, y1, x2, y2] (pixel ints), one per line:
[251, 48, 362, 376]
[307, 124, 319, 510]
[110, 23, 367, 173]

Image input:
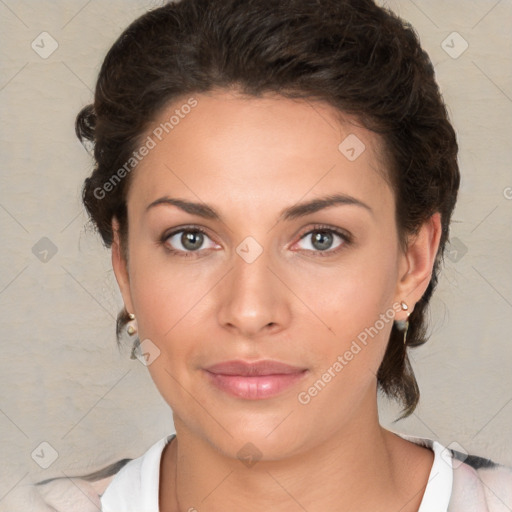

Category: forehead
[127, 91, 393, 217]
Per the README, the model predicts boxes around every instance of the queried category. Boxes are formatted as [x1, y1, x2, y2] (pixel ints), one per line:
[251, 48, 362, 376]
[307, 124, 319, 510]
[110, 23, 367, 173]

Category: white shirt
[100, 432, 454, 512]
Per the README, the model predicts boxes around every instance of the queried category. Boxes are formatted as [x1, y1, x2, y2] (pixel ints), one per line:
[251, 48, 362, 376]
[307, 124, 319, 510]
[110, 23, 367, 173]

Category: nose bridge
[217, 237, 289, 335]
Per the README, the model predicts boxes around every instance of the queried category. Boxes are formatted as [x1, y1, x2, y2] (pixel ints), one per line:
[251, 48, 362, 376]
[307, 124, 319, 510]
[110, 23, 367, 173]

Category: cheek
[127, 253, 216, 378]
[289, 239, 399, 394]
[293, 241, 399, 342]
[129, 250, 206, 337]
[128, 263, 206, 409]
[295, 281, 395, 426]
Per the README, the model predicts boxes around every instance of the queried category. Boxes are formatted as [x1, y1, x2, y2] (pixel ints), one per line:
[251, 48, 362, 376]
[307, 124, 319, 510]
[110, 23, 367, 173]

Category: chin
[188, 409, 318, 463]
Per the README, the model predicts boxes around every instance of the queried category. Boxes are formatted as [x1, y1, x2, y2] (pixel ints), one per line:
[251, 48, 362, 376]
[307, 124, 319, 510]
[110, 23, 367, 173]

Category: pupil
[313, 231, 332, 251]
[182, 231, 203, 250]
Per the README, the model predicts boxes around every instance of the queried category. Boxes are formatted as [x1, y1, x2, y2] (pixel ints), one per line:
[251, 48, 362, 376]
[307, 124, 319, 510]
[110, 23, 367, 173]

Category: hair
[76, 0, 460, 418]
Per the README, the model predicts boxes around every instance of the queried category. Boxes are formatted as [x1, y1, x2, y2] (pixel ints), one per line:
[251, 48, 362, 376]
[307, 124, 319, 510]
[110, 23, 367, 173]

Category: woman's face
[113, 90, 434, 459]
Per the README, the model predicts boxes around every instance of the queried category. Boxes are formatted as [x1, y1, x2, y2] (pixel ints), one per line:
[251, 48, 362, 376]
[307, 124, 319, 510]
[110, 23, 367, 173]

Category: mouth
[203, 360, 309, 400]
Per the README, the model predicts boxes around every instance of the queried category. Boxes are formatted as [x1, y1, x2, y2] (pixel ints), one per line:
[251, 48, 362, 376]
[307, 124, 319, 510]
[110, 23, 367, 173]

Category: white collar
[394, 431, 453, 512]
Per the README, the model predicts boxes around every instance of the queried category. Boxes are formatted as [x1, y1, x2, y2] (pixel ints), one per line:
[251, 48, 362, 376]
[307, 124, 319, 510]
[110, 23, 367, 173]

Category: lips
[205, 360, 306, 376]
[203, 360, 308, 400]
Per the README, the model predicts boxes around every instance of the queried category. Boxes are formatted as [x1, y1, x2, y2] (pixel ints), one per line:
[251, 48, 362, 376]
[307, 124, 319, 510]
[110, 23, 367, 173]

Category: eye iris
[312, 230, 333, 251]
[181, 231, 203, 251]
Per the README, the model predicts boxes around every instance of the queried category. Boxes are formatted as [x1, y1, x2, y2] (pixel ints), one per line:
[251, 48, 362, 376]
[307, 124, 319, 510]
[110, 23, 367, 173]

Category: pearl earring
[395, 301, 410, 345]
[127, 312, 137, 335]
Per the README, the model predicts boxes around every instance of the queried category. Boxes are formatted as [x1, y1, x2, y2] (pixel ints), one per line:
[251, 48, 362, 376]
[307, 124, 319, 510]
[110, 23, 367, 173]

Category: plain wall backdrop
[0, 0, 511, 507]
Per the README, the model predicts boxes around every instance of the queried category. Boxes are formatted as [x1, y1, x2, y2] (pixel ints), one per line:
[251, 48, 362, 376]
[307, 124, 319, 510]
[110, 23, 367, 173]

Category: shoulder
[394, 431, 512, 511]
[17, 458, 132, 512]
[8, 473, 122, 512]
[36, 475, 118, 512]
[449, 449, 512, 511]
[26, 435, 174, 512]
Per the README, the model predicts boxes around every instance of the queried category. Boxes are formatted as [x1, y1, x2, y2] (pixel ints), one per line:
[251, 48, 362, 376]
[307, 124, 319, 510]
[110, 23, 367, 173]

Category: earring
[126, 313, 137, 336]
[395, 301, 410, 345]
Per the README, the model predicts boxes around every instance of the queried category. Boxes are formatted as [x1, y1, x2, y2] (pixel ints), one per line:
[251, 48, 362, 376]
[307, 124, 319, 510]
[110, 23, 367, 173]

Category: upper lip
[204, 360, 307, 376]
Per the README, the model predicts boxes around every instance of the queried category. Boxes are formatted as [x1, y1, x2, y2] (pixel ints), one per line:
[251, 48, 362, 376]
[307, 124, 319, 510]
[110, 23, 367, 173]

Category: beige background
[0, 0, 511, 508]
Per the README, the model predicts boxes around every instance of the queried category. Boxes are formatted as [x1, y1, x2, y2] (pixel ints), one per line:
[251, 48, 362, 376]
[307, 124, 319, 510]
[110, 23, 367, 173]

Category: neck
[159, 393, 431, 512]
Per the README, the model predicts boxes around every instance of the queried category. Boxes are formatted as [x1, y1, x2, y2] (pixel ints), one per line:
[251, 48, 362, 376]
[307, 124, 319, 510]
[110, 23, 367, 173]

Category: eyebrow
[145, 193, 373, 221]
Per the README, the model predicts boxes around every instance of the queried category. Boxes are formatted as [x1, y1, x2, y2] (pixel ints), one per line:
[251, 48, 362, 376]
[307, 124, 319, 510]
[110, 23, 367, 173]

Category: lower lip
[203, 370, 308, 400]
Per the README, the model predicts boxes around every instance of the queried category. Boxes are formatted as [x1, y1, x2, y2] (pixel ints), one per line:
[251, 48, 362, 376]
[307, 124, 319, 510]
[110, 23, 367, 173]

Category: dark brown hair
[76, 0, 460, 417]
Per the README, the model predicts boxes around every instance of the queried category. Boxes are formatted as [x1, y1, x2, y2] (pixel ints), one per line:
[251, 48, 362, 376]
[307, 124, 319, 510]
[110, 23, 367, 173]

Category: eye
[161, 227, 218, 256]
[294, 225, 351, 256]
[160, 224, 351, 258]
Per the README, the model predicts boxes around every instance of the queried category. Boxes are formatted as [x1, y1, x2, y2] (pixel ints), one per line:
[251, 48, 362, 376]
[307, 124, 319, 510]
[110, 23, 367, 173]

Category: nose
[216, 245, 291, 338]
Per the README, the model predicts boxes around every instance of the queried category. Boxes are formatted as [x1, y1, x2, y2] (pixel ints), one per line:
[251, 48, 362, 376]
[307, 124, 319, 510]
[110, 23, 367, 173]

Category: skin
[112, 90, 442, 512]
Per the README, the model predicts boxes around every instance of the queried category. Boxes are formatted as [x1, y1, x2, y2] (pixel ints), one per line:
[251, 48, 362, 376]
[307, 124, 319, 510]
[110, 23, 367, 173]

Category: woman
[34, 0, 512, 510]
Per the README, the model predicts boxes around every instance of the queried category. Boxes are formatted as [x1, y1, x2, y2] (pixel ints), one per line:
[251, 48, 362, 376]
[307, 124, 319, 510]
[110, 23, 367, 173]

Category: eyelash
[159, 224, 352, 259]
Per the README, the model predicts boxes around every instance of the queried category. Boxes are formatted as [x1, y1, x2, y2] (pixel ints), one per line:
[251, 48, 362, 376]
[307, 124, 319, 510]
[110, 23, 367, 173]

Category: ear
[111, 217, 135, 315]
[394, 212, 442, 319]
